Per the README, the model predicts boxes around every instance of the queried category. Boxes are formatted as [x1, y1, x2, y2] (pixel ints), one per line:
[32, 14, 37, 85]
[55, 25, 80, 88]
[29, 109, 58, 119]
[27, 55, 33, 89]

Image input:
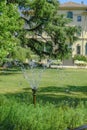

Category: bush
[0, 96, 87, 130]
[51, 59, 62, 65]
[74, 60, 87, 66]
[73, 55, 87, 62]
[73, 55, 87, 66]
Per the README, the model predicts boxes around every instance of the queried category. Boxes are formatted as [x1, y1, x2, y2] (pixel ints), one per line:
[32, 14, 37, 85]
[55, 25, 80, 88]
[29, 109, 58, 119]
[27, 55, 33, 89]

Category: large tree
[0, 0, 23, 63]
[6, 0, 79, 60]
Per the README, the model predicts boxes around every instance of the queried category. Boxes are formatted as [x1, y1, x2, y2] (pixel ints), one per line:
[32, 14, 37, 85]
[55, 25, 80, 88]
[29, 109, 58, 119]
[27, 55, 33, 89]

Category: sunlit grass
[0, 68, 87, 104]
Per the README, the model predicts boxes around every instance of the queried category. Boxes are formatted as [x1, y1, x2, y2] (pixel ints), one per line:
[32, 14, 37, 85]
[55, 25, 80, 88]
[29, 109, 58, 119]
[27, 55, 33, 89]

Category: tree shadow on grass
[39, 85, 87, 95]
[37, 93, 82, 106]
[0, 91, 33, 105]
[37, 85, 87, 105]
[0, 72, 21, 75]
[39, 86, 68, 93]
[0, 68, 21, 75]
[67, 85, 87, 93]
[0, 85, 87, 106]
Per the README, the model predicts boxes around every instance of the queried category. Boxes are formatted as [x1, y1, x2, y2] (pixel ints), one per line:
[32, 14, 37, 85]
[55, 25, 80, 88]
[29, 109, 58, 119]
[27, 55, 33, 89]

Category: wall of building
[59, 9, 87, 57]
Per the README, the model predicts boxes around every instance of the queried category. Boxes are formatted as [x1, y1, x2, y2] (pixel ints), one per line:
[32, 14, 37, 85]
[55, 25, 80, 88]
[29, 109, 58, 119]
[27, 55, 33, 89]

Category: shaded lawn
[0, 68, 87, 105]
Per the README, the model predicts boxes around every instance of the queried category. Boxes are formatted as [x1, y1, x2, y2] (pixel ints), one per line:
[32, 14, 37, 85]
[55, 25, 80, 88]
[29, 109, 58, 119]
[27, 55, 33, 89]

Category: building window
[76, 44, 81, 54]
[85, 43, 87, 55]
[77, 16, 82, 22]
[67, 11, 73, 19]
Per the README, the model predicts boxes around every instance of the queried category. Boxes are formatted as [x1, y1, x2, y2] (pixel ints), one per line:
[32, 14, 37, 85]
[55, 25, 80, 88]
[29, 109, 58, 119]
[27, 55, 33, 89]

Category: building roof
[59, 1, 87, 10]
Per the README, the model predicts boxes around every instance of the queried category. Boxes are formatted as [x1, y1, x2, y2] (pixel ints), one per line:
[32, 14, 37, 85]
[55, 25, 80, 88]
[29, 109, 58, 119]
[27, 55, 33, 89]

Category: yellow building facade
[59, 1, 87, 57]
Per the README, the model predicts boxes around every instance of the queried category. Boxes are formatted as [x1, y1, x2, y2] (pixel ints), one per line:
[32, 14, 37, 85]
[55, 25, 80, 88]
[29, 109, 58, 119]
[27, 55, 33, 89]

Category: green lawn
[0, 68, 87, 130]
[0, 68, 87, 105]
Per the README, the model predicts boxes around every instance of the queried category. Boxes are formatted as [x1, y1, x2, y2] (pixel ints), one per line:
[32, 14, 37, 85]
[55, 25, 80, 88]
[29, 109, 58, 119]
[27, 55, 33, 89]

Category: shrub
[73, 55, 87, 66]
[0, 96, 87, 130]
[73, 55, 87, 62]
[74, 60, 87, 66]
[51, 59, 62, 65]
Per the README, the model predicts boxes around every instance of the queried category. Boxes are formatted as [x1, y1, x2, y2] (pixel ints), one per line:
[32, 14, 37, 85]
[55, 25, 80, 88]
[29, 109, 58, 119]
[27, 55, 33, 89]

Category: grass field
[0, 68, 87, 130]
[0, 68, 87, 105]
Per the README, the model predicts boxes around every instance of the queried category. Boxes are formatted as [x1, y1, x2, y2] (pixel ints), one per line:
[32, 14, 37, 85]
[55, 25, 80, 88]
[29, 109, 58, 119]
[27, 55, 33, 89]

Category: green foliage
[0, 0, 24, 61]
[46, 13, 79, 59]
[73, 55, 87, 62]
[65, 26, 79, 44]
[6, 0, 31, 5]
[20, 0, 78, 59]
[6, 0, 78, 60]
[12, 46, 31, 62]
[50, 59, 62, 65]
[3, 0, 79, 61]
[30, 0, 56, 19]
[0, 95, 87, 130]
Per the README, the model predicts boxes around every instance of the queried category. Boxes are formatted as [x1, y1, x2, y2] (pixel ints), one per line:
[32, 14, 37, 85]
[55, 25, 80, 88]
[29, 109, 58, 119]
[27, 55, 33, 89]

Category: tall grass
[0, 95, 87, 130]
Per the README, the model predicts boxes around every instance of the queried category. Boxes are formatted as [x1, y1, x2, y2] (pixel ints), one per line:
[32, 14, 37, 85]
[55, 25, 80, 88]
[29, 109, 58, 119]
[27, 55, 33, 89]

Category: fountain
[16, 59, 46, 106]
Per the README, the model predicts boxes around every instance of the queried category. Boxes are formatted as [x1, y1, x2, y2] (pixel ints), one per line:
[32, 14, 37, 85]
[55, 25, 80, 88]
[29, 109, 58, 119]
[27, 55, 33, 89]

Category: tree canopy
[0, 0, 79, 63]
[0, 0, 23, 62]
[17, 0, 79, 59]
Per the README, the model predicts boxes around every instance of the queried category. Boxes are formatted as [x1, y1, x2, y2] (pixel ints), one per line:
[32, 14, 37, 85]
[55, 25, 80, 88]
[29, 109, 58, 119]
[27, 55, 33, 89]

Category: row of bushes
[0, 95, 87, 130]
[73, 55, 87, 66]
[73, 55, 87, 62]
[74, 60, 87, 66]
